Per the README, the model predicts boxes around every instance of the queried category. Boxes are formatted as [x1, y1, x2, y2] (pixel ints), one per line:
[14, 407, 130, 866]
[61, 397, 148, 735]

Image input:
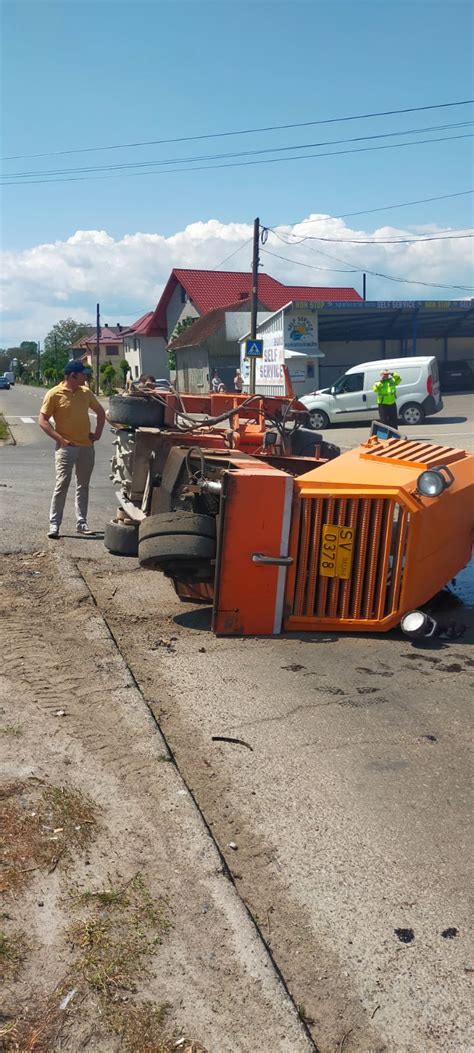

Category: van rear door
[429, 357, 442, 407]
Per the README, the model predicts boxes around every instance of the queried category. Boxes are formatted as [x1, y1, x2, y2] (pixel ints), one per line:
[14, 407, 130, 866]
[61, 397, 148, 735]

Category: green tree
[99, 362, 117, 395]
[44, 319, 90, 357]
[118, 359, 130, 386]
[168, 315, 196, 371]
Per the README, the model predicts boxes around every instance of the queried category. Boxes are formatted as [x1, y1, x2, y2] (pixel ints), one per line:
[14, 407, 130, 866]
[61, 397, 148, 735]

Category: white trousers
[49, 445, 95, 529]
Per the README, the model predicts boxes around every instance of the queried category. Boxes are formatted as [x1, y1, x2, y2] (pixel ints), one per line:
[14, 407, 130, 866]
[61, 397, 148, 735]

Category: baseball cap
[64, 360, 92, 375]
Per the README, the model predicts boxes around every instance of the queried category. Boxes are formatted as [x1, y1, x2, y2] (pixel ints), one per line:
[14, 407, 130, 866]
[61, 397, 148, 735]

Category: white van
[3, 371, 15, 386]
[300, 356, 443, 429]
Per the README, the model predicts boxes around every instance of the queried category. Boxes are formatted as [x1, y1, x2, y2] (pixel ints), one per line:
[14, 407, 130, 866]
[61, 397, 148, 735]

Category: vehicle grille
[291, 496, 410, 622]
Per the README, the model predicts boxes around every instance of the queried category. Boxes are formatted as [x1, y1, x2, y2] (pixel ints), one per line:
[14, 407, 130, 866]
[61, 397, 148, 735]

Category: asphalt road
[1, 383, 473, 1052]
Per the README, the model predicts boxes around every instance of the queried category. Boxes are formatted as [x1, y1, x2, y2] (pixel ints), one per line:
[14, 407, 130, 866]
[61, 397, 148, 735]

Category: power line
[3, 98, 473, 161]
[211, 237, 253, 270]
[2, 131, 473, 187]
[261, 244, 474, 292]
[5, 119, 472, 180]
[281, 189, 474, 227]
[271, 228, 474, 244]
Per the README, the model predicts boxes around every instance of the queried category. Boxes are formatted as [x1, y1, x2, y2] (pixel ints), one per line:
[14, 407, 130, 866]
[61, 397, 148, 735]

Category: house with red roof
[72, 324, 125, 370]
[123, 267, 362, 382]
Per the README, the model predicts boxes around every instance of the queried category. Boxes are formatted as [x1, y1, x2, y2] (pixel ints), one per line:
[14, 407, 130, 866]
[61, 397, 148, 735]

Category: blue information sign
[245, 338, 264, 358]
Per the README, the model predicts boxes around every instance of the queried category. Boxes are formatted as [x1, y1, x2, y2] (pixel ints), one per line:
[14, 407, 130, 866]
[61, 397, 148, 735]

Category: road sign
[245, 339, 264, 358]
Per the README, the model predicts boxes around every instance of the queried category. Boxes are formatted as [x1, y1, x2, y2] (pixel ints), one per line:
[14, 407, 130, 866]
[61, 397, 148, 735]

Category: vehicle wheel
[108, 394, 165, 428]
[308, 409, 330, 430]
[399, 403, 425, 425]
[138, 532, 216, 569]
[139, 511, 216, 542]
[104, 519, 139, 556]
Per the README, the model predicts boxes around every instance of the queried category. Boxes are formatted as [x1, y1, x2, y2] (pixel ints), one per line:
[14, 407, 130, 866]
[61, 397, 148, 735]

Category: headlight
[401, 610, 438, 638]
[416, 464, 454, 497]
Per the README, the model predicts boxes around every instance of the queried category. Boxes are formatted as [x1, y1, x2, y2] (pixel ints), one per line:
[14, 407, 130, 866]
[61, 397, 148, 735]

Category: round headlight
[416, 469, 445, 497]
[401, 610, 438, 638]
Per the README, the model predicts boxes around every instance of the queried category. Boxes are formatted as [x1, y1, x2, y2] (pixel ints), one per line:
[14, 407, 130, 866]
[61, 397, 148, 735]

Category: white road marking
[20, 417, 36, 423]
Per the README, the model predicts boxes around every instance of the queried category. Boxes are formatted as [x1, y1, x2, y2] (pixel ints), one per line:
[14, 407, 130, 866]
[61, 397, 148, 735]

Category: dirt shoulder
[0, 551, 312, 1053]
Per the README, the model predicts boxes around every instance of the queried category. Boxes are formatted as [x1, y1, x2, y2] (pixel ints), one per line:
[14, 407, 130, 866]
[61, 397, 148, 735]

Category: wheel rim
[310, 412, 326, 429]
[404, 406, 422, 424]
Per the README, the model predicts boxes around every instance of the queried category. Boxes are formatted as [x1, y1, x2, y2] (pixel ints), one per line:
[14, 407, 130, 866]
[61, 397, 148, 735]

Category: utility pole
[249, 217, 260, 395]
[37, 340, 41, 382]
[362, 273, 367, 301]
[54, 335, 58, 376]
[95, 302, 100, 394]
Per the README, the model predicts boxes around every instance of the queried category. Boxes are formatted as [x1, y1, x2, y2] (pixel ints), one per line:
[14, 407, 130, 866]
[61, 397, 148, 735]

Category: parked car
[0, 376, 11, 390]
[300, 356, 442, 429]
[438, 360, 474, 392]
[3, 372, 15, 385]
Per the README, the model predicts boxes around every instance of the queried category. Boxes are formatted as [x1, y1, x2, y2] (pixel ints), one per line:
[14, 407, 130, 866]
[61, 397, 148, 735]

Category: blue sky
[1, 0, 473, 343]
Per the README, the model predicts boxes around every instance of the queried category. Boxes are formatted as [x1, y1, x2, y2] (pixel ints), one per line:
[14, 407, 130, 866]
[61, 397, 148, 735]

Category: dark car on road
[438, 360, 474, 392]
[0, 376, 10, 389]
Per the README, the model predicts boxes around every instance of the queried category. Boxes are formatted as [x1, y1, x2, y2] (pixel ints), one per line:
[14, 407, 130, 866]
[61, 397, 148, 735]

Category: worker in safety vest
[373, 370, 401, 430]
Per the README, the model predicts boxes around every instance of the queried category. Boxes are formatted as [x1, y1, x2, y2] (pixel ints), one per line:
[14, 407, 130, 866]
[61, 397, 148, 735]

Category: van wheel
[400, 403, 424, 425]
[308, 409, 330, 430]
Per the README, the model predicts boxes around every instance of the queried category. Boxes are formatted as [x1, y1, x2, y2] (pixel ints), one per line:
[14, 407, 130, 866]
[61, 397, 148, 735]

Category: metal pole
[362, 273, 367, 300]
[96, 302, 100, 394]
[37, 340, 41, 382]
[249, 217, 260, 395]
[54, 335, 58, 375]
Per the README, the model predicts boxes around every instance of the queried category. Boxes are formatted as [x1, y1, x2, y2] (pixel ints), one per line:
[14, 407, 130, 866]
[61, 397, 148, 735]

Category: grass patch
[0, 930, 29, 983]
[0, 413, 9, 441]
[70, 873, 168, 996]
[0, 725, 23, 737]
[0, 782, 97, 896]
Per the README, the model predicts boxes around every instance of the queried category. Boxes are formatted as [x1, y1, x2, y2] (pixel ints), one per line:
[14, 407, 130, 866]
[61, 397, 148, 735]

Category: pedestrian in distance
[38, 360, 106, 539]
[211, 369, 222, 392]
[373, 369, 401, 430]
[234, 368, 244, 393]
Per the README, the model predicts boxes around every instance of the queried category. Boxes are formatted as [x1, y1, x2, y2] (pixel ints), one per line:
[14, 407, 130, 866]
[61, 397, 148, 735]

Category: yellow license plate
[319, 523, 355, 579]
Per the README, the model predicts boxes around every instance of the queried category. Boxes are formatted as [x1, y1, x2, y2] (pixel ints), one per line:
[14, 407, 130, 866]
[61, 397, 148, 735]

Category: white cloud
[0, 215, 472, 346]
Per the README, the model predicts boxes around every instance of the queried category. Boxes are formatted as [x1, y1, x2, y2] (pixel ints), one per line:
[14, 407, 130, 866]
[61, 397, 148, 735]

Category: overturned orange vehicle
[141, 434, 473, 639]
[108, 390, 473, 639]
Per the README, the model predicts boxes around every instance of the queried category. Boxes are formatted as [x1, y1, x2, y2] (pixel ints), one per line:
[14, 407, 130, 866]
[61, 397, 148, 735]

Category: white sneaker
[48, 526, 60, 539]
[76, 523, 96, 536]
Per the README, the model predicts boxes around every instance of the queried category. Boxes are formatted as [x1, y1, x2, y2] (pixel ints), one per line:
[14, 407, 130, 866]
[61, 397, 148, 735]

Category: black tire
[104, 519, 139, 556]
[399, 402, 425, 425]
[139, 511, 216, 542]
[108, 394, 165, 428]
[308, 409, 330, 430]
[138, 532, 216, 569]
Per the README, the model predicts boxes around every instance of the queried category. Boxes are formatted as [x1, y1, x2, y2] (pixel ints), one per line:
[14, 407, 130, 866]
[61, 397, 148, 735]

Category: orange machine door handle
[251, 553, 293, 566]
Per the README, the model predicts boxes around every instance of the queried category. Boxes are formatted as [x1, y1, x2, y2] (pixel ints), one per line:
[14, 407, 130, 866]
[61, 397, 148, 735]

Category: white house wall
[166, 284, 199, 339]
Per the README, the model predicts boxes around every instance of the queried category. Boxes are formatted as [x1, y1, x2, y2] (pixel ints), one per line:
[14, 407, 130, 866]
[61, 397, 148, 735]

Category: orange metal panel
[213, 465, 293, 636]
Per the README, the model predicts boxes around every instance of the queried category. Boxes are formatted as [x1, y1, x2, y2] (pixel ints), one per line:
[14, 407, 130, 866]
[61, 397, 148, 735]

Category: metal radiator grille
[292, 496, 409, 622]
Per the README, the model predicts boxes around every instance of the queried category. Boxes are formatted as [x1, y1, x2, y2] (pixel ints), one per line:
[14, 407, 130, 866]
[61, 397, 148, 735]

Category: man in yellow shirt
[38, 360, 106, 539]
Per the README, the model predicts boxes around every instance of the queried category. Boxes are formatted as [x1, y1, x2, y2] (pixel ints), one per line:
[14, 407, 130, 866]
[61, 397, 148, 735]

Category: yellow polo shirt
[40, 382, 103, 446]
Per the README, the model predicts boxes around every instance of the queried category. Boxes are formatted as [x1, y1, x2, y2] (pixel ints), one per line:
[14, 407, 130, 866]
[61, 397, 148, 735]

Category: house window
[107, 345, 119, 355]
[133, 337, 140, 352]
[180, 286, 188, 304]
[134, 365, 139, 378]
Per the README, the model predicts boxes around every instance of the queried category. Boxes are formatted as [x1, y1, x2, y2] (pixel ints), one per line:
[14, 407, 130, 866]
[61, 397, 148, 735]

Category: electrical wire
[4, 119, 472, 180]
[2, 131, 472, 187]
[279, 189, 474, 227]
[270, 228, 474, 244]
[3, 98, 473, 161]
[211, 237, 253, 270]
[260, 245, 474, 292]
